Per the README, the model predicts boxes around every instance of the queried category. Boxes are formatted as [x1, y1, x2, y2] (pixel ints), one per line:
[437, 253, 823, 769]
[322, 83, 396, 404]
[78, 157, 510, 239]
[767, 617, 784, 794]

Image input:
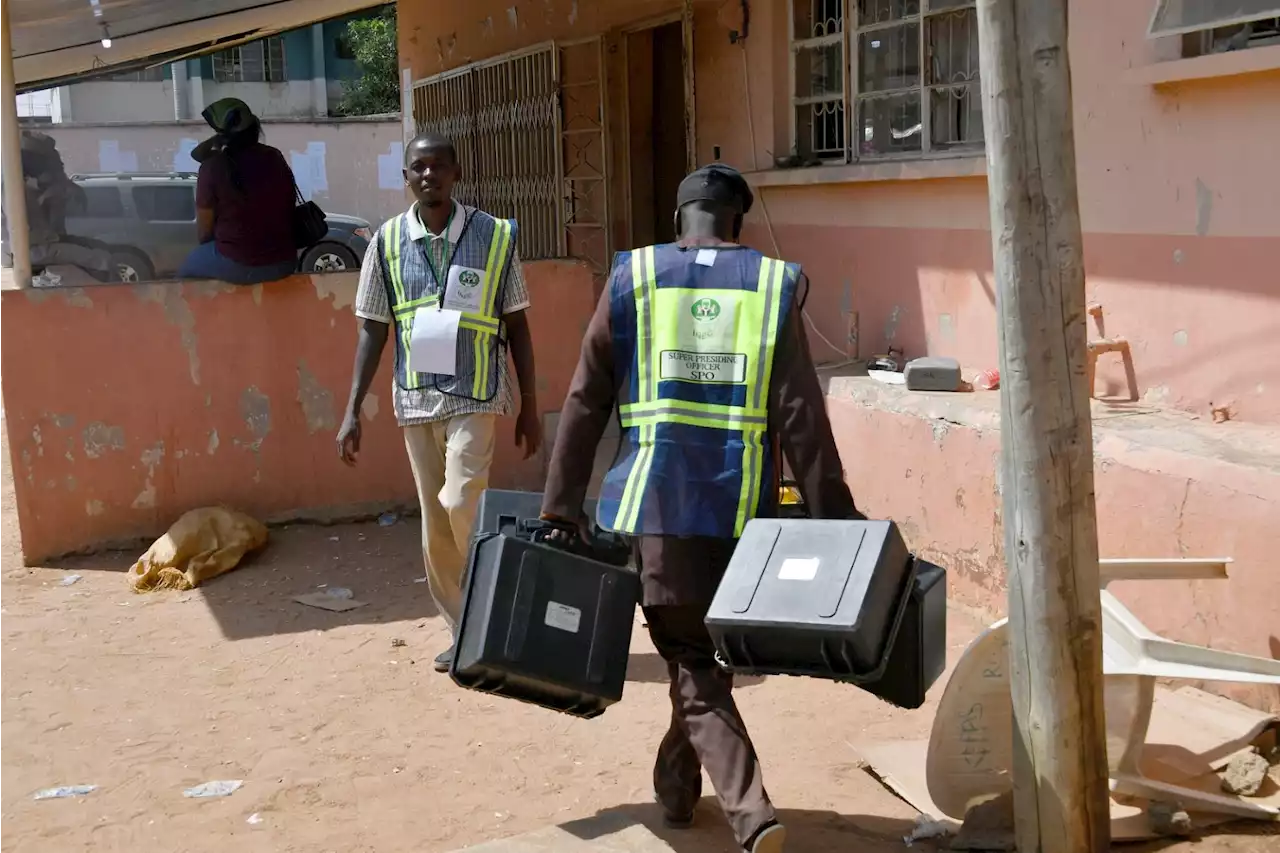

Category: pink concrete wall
[36, 119, 408, 228]
[701, 1, 1280, 425]
[1, 263, 596, 562]
[399, 0, 1280, 423]
[828, 379, 1280, 714]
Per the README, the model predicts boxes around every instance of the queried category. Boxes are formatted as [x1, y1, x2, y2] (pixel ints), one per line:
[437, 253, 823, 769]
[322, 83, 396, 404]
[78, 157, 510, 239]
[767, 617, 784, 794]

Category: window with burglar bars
[411, 46, 562, 260]
[790, 1, 983, 163]
[212, 37, 287, 84]
[1146, 1, 1280, 58]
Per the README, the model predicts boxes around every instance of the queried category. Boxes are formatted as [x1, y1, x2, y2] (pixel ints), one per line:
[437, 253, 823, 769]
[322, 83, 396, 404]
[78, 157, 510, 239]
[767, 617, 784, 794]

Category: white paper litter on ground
[183, 780, 243, 799]
[34, 785, 97, 800]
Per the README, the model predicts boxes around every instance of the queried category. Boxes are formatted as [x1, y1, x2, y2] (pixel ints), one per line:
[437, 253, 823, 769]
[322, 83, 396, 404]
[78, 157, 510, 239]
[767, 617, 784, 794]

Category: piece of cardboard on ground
[856, 685, 1280, 842]
[292, 592, 367, 612]
[444, 811, 677, 852]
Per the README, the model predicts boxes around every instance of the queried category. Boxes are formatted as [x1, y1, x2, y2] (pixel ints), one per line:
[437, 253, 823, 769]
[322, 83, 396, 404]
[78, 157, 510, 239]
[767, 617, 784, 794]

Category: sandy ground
[2, 420, 1278, 853]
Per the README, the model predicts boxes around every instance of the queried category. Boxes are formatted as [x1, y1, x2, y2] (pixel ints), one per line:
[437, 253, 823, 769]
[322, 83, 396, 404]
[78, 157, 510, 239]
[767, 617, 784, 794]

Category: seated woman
[178, 98, 298, 285]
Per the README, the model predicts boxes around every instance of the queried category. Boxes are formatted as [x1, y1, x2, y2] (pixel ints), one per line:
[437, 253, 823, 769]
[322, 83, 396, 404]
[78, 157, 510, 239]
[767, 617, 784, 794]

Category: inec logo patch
[459, 269, 482, 289]
[691, 297, 721, 323]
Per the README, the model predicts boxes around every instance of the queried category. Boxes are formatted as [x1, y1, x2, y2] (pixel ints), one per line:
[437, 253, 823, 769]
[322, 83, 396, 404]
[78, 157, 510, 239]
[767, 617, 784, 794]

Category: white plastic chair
[927, 558, 1280, 824]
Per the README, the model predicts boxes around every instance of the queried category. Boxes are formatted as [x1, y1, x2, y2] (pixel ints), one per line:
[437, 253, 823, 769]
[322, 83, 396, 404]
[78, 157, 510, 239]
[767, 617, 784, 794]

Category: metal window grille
[212, 37, 287, 84]
[789, 1, 983, 162]
[790, 0, 848, 161]
[412, 45, 562, 260]
[1148, 0, 1280, 38]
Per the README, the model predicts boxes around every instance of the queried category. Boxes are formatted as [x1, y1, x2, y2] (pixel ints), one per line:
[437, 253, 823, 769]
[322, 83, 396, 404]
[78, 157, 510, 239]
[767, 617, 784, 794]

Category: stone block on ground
[1147, 800, 1193, 838]
[1221, 749, 1271, 797]
[949, 791, 1015, 852]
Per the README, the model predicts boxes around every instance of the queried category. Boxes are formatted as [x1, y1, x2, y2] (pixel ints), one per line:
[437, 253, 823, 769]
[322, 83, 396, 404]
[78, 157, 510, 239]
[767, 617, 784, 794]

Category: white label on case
[544, 601, 582, 634]
[778, 557, 820, 581]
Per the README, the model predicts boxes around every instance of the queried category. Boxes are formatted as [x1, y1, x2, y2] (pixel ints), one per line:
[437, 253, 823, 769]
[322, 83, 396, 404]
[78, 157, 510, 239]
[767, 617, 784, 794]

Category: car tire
[300, 243, 359, 274]
[108, 249, 154, 283]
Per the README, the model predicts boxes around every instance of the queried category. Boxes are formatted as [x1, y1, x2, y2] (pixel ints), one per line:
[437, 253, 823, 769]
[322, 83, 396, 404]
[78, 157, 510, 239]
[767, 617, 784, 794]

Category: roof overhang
[12, 0, 388, 93]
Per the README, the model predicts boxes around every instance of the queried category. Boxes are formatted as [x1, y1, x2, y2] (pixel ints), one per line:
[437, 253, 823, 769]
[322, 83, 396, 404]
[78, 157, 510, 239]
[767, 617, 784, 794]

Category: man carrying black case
[540, 164, 863, 853]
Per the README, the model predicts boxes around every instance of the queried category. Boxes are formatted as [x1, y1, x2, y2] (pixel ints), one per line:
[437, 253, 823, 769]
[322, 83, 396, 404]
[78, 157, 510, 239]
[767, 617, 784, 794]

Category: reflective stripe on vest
[380, 211, 514, 397]
[606, 245, 794, 538]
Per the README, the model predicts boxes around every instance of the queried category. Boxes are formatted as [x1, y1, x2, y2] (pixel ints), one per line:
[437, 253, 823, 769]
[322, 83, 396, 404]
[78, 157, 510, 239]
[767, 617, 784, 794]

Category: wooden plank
[974, 1, 1111, 850]
[681, 0, 696, 171]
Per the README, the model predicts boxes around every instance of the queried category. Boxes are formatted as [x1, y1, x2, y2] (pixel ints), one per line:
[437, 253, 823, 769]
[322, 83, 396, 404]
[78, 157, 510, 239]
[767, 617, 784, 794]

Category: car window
[132, 185, 196, 222]
[80, 186, 125, 218]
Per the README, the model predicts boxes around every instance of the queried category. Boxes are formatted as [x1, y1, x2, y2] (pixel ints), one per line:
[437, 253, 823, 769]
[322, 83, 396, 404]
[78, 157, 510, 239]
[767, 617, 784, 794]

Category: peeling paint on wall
[239, 386, 272, 451]
[1173, 329, 1189, 347]
[507, 5, 519, 29]
[297, 361, 338, 434]
[207, 429, 220, 456]
[82, 422, 125, 459]
[132, 442, 165, 510]
[86, 499, 104, 517]
[1195, 178, 1213, 237]
[137, 285, 202, 385]
[884, 305, 903, 343]
[361, 393, 381, 422]
[938, 313, 956, 344]
[25, 287, 93, 309]
[311, 275, 356, 311]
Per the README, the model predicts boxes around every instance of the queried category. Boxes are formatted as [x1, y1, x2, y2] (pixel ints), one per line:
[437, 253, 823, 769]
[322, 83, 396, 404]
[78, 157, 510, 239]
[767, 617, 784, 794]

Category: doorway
[626, 20, 688, 248]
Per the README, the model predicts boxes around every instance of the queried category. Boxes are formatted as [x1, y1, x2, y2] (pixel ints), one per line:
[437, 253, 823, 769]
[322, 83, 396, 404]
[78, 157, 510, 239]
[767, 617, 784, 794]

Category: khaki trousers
[403, 413, 496, 629]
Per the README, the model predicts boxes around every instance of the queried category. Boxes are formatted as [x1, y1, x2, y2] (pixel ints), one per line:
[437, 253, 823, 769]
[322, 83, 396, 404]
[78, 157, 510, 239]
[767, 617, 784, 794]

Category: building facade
[29, 12, 378, 124]
[394, 0, 1280, 709]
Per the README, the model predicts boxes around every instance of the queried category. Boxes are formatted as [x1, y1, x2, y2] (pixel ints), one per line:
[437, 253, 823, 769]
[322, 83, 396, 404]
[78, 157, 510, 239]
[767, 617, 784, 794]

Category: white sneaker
[748, 823, 786, 853]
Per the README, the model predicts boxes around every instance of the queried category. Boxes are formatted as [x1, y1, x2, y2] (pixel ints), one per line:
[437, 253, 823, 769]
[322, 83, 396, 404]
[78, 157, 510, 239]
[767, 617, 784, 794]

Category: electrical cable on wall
[738, 38, 850, 364]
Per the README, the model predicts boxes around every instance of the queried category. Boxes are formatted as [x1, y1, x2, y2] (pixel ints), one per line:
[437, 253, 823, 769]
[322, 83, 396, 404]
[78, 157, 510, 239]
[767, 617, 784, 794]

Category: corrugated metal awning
[12, 0, 388, 92]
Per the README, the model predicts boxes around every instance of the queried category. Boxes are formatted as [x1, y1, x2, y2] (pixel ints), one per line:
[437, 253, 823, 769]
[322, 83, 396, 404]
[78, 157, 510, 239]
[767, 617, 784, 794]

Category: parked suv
[64, 172, 372, 282]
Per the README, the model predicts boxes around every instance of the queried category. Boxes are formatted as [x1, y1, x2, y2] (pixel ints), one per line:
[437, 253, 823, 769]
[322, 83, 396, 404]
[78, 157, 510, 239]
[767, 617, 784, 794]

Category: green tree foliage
[336, 8, 399, 116]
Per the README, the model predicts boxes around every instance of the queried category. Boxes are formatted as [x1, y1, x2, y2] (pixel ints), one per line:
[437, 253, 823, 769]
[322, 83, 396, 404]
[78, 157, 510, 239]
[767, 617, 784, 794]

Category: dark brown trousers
[642, 603, 775, 846]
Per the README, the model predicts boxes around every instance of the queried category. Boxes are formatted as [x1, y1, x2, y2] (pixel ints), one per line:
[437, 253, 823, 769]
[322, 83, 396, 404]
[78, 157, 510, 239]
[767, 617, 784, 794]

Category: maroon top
[195, 142, 296, 266]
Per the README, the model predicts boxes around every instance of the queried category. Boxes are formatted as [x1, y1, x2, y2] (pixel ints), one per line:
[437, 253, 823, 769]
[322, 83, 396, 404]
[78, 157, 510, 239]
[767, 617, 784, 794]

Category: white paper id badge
[409, 307, 462, 375]
[442, 265, 487, 313]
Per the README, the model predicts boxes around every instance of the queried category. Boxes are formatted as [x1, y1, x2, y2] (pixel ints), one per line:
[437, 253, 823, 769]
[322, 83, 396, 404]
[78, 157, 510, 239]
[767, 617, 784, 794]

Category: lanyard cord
[420, 205, 455, 303]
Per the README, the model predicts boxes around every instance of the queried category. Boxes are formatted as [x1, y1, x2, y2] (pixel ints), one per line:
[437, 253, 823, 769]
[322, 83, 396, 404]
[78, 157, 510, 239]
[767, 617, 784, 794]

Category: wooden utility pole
[2, 2, 33, 288]
[974, 2, 1110, 852]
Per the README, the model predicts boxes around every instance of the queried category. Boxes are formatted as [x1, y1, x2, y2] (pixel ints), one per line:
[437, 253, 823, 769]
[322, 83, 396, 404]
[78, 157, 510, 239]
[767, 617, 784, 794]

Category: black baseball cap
[675, 164, 754, 216]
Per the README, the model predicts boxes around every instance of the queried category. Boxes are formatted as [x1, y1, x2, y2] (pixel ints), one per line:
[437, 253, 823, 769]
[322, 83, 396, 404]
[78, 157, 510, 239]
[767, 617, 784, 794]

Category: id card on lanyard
[409, 206, 467, 376]
[424, 207, 489, 314]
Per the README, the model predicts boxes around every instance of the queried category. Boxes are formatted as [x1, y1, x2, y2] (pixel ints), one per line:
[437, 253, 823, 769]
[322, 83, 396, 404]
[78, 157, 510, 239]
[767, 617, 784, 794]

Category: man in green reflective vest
[540, 164, 861, 853]
[338, 133, 542, 673]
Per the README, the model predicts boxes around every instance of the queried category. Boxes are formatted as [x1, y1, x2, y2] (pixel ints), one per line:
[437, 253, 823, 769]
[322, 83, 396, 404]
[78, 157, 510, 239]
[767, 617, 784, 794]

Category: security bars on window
[212, 37, 287, 84]
[411, 45, 563, 260]
[1148, 0, 1280, 38]
[789, 0, 984, 163]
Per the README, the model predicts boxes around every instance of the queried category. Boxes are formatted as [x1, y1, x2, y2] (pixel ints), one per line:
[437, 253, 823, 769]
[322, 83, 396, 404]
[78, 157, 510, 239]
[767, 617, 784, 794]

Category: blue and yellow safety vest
[378, 208, 517, 400]
[597, 243, 799, 539]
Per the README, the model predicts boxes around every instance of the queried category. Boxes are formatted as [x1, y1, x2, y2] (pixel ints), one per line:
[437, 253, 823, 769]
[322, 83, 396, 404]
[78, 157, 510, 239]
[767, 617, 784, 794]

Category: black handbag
[291, 182, 328, 249]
